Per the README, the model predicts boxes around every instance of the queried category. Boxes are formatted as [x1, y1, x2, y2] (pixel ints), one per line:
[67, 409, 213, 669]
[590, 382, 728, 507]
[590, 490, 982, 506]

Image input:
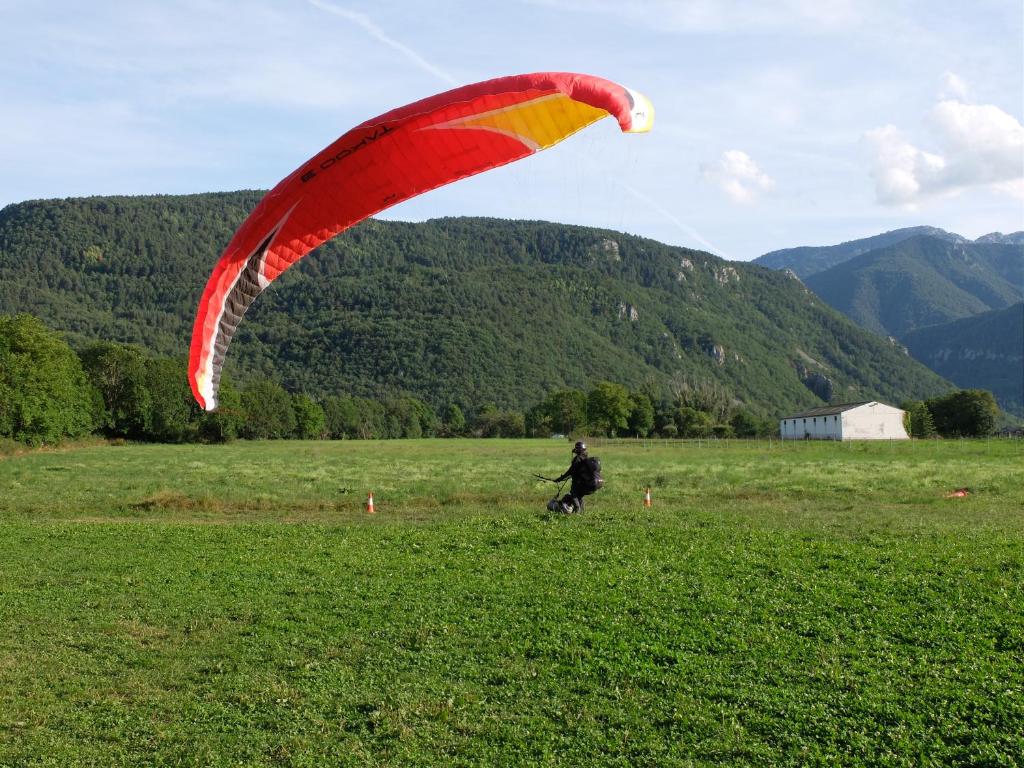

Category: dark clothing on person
[556, 454, 590, 513]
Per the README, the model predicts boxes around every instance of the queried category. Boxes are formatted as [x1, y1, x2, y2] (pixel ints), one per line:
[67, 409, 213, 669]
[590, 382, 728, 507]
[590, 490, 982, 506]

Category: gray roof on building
[781, 401, 874, 419]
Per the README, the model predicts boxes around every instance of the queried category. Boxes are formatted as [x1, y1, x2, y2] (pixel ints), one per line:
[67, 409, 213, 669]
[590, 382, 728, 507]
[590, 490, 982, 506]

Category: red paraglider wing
[189, 72, 653, 409]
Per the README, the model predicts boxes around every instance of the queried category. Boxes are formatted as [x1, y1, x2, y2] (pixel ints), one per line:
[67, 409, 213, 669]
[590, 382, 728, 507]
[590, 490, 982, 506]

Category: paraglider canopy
[189, 72, 653, 410]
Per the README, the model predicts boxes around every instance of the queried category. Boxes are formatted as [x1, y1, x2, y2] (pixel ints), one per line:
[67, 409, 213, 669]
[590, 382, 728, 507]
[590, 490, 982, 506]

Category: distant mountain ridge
[903, 303, 1024, 418]
[755, 226, 1024, 279]
[755, 226, 967, 278]
[801, 235, 1023, 338]
[0, 193, 951, 418]
[975, 232, 1024, 245]
[754, 226, 1023, 421]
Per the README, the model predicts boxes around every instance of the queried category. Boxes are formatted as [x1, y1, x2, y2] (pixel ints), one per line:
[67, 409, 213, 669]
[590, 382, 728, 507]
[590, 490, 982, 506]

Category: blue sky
[3, 0, 1022, 260]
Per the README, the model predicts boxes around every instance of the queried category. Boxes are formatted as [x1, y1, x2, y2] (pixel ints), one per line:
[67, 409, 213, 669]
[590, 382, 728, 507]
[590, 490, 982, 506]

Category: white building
[779, 401, 909, 441]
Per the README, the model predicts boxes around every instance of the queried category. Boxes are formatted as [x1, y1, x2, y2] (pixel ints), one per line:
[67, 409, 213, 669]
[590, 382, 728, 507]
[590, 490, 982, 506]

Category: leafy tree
[901, 399, 937, 438]
[587, 381, 631, 436]
[677, 406, 714, 438]
[730, 408, 773, 438]
[503, 411, 527, 437]
[653, 401, 678, 436]
[544, 389, 588, 434]
[383, 411, 404, 440]
[671, 376, 733, 424]
[627, 393, 655, 437]
[524, 402, 552, 437]
[240, 379, 296, 439]
[80, 342, 151, 437]
[199, 375, 243, 443]
[144, 357, 199, 442]
[350, 397, 386, 439]
[443, 403, 466, 436]
[323, 395, 359, 439]
[0, 314, 96, 444]
[926, 389, 999, 438]
[292, 394, 326, 439]
[321, 394, 390, 440]
[383, 397, 430, 438]
[474, 406, 526, 437]
[407, 397, 440, 437]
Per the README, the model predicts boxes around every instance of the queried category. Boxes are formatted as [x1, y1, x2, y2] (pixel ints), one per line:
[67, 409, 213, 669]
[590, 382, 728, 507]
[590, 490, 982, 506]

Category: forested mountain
[754, 228, 1022, 415]
[801, 235, 1023, 338]
[0, 193, 952, 418]
[902, 303, 1024, 418]
[754, 226, 966, 278]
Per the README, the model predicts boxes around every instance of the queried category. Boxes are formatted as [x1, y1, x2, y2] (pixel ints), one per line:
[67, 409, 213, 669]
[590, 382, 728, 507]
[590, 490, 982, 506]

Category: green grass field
[1, 438, 1022, 766]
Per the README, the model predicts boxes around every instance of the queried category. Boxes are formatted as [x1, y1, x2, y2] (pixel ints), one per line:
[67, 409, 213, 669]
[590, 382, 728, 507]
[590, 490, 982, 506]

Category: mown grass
[1, 438, 1022, 766]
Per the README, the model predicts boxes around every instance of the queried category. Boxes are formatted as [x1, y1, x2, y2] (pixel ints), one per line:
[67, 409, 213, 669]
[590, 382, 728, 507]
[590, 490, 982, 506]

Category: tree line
[901, 391, 1000, 439]
[0, 313, 774, 444]
[0, 313, 1002, 446]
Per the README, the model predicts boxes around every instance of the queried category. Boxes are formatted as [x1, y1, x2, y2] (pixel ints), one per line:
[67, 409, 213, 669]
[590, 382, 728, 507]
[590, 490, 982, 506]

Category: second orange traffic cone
[643, 487, 652, 507]
[366, 492, 376, 514]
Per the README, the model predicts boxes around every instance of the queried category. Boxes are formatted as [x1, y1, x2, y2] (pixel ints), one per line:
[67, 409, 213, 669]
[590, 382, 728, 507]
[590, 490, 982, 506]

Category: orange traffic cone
[366, 492, 376, 514]
[643, 487, 652, 507]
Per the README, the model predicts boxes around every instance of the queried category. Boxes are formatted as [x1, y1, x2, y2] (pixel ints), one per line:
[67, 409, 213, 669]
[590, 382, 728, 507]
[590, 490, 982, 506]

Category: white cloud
[700, 150, 776, 203]
[941, 71, 969, 100]
[932, 100, 1024, 183]
[865, 97, 1024, 207]
[863, 125, 946, 206]
[993, 178, 1024, 201]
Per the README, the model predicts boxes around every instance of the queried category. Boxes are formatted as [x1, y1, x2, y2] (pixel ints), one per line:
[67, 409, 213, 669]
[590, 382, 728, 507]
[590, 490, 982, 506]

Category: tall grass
[1, 439, 1021, 766]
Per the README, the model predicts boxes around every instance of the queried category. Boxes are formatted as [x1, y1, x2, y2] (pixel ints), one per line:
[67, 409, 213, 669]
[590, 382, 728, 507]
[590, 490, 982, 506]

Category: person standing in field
[553, 441, 603, 513]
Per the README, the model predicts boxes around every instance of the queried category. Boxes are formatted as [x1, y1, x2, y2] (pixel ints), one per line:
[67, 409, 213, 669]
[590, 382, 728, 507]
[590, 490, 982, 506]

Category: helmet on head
[573, 441, 587, 454]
